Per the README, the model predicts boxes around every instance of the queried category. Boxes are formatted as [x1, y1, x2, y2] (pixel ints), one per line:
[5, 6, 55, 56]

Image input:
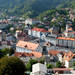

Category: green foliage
[73, 61, 75, 66]
[0, 0, 66, 17]
[26, 59, 38, 71]
[0, 56, 26, 75]
[0, 48, 15, 58]
[46, 63, 54, 69]
[56, 61, 62, 68]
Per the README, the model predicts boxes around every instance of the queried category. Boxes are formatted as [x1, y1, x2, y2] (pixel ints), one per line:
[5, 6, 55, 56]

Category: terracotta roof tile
[48, 50, 60, 56]
[15, 52, 34, 57]
[31, 51, 42, 58]
[30, 28, 48, 32]
[16, 41, 39, 50]
[57, 37, 75, 41]
[65, 51, 75, 61]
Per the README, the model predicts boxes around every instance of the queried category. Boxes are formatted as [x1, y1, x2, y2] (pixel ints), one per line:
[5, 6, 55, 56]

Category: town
[0, 8, 75, 75]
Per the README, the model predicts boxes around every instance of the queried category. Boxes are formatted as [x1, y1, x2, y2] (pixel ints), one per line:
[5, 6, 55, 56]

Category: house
[25, 18, 40, 25]
[0, 41, 12, 49]
[30, 63, 47, 75]
[52, 68, 71, 74]
[69, 10, 75, 20]
[56, 37, 75, 48]
[48, 27, 59, 34]
[28, 28, 48, 40]
[65, 50, 75, 68]
[15, 30, 22, 38]
[45, 50, 60, 67]
[16, 41, 42, 53]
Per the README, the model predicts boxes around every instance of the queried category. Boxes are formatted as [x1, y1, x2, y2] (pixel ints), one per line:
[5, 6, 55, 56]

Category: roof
[18, 33, 27, 37]
[31, 51, 42, 58]
[53, 68, 71, 71]
[15, 52, 34, 57]
[68, 31, 75, 34]
[57, 37, 75, 41]
[16, 30, 22, 33]
[67, 28, 73, 31]
[16, 41, 39, 50]
[48, 50, 60, 56]
[65, 51, 75, 61]
[30, 28, 48, 32]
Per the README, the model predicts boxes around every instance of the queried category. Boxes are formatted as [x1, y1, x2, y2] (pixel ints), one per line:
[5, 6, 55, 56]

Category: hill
[0, 0, 65, 17]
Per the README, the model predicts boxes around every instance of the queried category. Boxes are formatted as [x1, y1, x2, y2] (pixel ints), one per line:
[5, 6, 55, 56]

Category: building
[25, 18, 40, 25]
[0, 41, 12, 49]
[45, 50, 60, 67]
[65, 50, 75, 68]
[69, 10, 75, 20]
[48, 27, 59, 34]
[15, 30, 22, 38]
[28, 28, 48, 39]
[30, 63, 47, 75]
[52, 68, 71, 74]
[16, 41, 42, 53]
[56, 37, 75, 48]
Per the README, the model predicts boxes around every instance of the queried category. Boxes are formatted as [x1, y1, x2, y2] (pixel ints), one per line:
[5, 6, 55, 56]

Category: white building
[28, 28, 48, 40]
[25, 18, 40, 25]
[30, 63, 47, 75]
[16, 41, 42, 53]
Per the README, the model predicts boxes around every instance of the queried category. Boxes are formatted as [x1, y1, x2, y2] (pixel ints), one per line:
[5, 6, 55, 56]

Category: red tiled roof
[65, 51, 75, 61]
[53, 68, 71, 71]
[30, 28, 48, 32]
[31, 51, 42, 58]
[48, 50, 60, 56]
[15, 52, 34, 57]
[16, 41, 39, 50]
[57, 37, 75, 41]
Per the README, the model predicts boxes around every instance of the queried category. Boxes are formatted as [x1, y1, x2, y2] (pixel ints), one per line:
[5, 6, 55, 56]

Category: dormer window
[24, 45, 27, 47]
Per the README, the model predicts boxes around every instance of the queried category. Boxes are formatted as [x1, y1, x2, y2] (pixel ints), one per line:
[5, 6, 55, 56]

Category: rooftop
[57, 37, 75, 41]
[16, 41, 39, 50]
[30, 28, 48, 32]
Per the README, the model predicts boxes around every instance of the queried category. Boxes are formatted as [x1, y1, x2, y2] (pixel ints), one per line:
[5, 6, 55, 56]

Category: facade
[65, 51, 75, 68]
[16, 41, 42, 53]
[56, 37, 75, 48]
[48, 27, 59, 34]
[69, 10, 75, 21]
[0, 41, 12, 49]
[30, 63, 47, 75]
[25, 18, 40, 25]
[28, 28, 48, 39]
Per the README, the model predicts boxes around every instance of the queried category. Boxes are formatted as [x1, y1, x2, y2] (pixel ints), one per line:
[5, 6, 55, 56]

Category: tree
[26, 59, 38, 71]
[0, 48, 15, 58]
[56, 61, 62, 68]
[0, 56, 26, 75]
[73, 61, 75, 66]
[46, 63, 54, 69]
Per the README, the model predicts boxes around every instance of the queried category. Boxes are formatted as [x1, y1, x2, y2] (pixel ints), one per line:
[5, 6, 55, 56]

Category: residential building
[69, 10, 75, 21]
[65, 50, 75, 68]
[56, 37, 75, 48]
[16, 41, 42, 53]
[48, 27, 59, 34]
[45, 50, 60, 67]
[28, 28, 48, 40]
[0, 41, 12, 49]
[25, 18, 40, 25]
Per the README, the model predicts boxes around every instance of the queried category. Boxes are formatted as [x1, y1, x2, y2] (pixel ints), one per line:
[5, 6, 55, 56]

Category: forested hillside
[0, 0, 65, 16]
